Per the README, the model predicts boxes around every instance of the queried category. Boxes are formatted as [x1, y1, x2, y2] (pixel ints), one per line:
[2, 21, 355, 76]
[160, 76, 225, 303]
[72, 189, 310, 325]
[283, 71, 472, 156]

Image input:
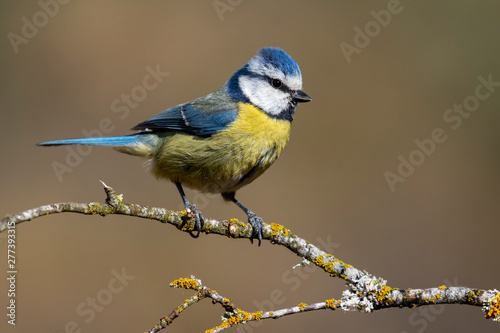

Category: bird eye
[271, 78, 282, 88]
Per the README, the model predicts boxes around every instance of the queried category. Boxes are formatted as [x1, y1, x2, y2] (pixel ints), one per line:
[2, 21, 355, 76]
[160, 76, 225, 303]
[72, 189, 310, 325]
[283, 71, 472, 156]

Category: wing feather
[132, 87, 238, 137]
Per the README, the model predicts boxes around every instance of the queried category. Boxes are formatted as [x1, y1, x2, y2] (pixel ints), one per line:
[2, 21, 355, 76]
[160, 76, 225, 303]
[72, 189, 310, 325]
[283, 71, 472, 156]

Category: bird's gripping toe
[247, 212, 264, 246]
[184, 203, 204, 238]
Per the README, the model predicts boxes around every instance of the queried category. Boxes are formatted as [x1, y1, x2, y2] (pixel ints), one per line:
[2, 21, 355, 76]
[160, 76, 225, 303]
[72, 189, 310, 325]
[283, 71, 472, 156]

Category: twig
[146, 276, 341, 333]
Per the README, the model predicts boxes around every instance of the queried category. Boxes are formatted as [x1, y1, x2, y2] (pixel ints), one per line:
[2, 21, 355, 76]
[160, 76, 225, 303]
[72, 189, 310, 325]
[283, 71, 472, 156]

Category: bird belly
[150, 103, 291, 194]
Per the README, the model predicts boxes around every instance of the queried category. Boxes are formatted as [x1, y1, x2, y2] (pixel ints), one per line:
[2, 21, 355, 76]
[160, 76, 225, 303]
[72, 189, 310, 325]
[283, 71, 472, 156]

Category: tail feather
[37, 135, 141, 146]
[38, 133, 158, 157]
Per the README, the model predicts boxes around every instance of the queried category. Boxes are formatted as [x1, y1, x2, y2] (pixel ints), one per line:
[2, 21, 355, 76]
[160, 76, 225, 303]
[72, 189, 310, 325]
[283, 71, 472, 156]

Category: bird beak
[292, 90, 312, 103]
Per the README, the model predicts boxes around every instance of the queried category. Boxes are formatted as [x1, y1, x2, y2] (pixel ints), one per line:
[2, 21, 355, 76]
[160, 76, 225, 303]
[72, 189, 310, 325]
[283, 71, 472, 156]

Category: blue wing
[132, 86, 238, 137]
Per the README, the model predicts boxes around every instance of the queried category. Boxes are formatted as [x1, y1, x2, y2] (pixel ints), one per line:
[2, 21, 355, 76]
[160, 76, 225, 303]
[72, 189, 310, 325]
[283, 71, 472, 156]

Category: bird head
[227, 47, 311, 121]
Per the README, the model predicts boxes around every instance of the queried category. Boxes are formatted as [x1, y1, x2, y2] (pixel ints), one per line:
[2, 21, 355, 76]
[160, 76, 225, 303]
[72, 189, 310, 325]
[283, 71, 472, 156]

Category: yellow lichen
[205, 308, 251, 333]
[314, 255, 324, 266]
[170, 277, 199, 290]
[375, 285, 393, 303]
[239, 309, 252, 322]
[485, 293, 500, 320]
[297, 302, 307, 311]
[467, 290, 477, 302]
[313, 254, 338, 276]
[270, 223, 289, 237]
[438, 285, 447, 291]
[252, 311, 263, 321]
[325, 298, 336, 309]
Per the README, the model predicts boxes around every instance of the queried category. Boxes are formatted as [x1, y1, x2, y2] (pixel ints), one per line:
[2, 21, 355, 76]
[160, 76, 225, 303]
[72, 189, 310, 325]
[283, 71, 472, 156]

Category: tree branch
[146, 276, 341, 333]
[1, 182, 499, 331]
[146, 276, 499, 332]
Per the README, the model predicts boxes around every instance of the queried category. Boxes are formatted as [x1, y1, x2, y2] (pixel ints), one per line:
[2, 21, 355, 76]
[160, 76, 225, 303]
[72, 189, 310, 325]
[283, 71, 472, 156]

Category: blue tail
[38, 134, 143, 146]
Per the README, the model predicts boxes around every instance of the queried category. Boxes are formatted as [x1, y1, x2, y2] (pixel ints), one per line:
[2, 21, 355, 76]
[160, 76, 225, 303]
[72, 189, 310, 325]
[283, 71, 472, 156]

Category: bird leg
[176, 183, 204, 238]
[223, 192, 264, 246]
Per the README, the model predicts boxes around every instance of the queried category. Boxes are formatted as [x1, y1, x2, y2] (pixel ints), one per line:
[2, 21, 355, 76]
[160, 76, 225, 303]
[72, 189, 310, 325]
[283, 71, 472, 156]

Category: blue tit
[38, 47, 311, 245]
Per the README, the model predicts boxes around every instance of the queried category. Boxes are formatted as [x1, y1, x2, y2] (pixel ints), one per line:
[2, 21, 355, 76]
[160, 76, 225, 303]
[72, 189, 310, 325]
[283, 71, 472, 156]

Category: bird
[38, 47, 311, 245]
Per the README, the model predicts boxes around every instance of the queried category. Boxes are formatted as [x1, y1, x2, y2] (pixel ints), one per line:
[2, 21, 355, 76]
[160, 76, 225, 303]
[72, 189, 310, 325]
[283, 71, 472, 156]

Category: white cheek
[239, 76, 289, 116]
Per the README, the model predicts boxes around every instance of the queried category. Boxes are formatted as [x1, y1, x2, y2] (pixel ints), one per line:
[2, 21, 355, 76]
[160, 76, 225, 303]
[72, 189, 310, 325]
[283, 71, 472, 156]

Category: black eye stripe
[268, 77, 291, 93]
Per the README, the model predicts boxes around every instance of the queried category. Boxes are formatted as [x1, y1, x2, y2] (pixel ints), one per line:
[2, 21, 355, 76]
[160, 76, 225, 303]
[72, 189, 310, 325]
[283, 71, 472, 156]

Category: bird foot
[184, 203, 204, 238]
[248, 213, 264, 246]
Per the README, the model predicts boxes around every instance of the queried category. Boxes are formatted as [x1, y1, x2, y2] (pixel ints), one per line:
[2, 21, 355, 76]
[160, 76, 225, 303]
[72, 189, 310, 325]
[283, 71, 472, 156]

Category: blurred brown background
[1, 1, 499, 332]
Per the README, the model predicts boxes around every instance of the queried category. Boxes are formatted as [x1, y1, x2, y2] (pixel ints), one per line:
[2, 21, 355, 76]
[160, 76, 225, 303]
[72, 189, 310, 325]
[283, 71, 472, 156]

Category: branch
[146, 276, 341, 333]
[1, 182, 499, 331]
[0, 183, 368, 284]
[147, 277, 499, 332]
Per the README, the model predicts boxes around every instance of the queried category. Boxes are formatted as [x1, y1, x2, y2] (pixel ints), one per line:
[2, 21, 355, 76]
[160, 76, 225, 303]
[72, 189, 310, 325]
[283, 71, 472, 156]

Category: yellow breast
[151, 102, 292, 194]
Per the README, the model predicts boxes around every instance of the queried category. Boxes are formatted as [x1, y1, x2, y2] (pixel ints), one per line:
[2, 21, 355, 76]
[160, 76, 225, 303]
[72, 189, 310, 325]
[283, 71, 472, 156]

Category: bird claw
[185, 203, 204, 238]
[247, 213, 264, 246]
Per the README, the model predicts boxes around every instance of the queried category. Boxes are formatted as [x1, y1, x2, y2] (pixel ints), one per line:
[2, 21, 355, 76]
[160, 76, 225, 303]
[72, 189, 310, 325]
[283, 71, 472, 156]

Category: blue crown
[257, 47, 301, 77]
